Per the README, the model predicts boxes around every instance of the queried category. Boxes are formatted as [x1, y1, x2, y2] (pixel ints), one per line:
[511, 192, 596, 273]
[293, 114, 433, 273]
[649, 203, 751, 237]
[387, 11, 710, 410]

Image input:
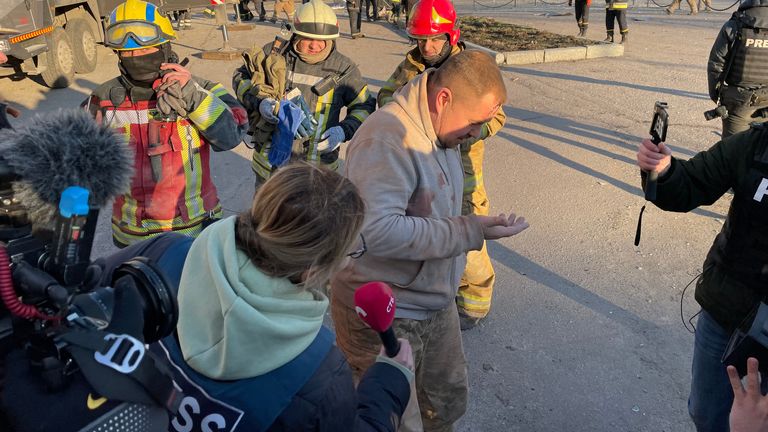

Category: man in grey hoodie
[331, 50, 529, 431]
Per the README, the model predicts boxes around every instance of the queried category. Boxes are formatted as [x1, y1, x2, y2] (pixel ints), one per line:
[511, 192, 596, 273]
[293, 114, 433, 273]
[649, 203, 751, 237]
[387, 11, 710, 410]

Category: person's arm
[479, 104, 507, 140]
[232, 63, 258, 112]
[636, 133, 746, 212]
[376, 59, 413, 107]
[728, 357, 768, 432]
[346, 136, 484, 261]
[353, 349, 413, 431]
[337, 66, 376, 140]
[707, 20, 737, 103]
[186, 78, 249, 152]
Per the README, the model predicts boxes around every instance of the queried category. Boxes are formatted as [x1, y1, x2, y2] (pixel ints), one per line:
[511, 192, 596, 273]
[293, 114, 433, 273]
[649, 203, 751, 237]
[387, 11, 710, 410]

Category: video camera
[0, 111, 181, 431]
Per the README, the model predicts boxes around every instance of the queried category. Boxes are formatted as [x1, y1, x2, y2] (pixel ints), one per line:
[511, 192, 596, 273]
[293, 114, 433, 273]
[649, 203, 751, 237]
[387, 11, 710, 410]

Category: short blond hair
[431, 50, 506, 104]
[235, 163, 365, 288]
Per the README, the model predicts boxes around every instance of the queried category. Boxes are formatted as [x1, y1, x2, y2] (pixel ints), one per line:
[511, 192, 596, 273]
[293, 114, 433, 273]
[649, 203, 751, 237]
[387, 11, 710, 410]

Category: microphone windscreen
[354, 281, 396, 333]
[0, 109, 133, 228]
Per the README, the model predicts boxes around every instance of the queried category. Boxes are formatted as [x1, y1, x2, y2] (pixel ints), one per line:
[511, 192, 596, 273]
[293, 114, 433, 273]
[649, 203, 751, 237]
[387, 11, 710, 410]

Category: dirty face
[433, 89, 500, 148]
[417, 36, 448, 59]
[295, 38, 327, 55]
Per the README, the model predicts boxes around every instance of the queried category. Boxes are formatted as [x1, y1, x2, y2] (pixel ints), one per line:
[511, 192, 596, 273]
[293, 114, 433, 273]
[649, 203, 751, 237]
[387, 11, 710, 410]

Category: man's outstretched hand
[475, 213, 529, 240]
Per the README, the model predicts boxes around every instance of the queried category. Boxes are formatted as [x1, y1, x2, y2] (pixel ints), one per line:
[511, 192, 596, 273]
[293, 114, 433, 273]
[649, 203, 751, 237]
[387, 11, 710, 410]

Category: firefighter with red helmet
[377, 0, 507, 330]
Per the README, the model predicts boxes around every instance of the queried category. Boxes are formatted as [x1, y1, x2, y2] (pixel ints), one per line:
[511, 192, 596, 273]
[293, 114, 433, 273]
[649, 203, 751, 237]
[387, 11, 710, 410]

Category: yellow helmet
[293, 0, 340, 40]
[105, 0, 176, 50]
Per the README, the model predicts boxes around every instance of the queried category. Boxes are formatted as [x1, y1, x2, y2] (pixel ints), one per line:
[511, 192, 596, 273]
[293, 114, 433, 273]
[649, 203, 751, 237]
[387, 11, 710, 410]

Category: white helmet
[293, 0, 340, 40]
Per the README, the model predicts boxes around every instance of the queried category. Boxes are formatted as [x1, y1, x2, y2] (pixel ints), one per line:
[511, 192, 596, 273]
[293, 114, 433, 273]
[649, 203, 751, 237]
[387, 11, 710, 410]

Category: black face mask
[119, 49, 165, 86]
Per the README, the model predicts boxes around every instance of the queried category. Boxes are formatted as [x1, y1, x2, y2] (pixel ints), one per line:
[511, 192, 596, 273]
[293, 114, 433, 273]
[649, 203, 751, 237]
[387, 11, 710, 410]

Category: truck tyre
[66, 18, 98, 73]
[40, 27, 75, 88]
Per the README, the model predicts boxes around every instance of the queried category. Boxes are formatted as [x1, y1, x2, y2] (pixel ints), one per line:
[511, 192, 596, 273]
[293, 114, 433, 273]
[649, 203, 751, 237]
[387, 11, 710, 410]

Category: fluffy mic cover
[354, 281, 397, 333]
[0, 110, 133, 229]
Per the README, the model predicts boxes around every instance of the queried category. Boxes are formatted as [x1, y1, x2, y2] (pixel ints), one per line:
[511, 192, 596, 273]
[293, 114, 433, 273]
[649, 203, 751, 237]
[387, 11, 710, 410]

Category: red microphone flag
[354, 281, 396, 332]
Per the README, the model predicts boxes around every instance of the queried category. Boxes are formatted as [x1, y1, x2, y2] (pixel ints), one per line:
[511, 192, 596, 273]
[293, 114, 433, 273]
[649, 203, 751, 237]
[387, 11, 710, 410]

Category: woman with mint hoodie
[157, 163, 414, 431]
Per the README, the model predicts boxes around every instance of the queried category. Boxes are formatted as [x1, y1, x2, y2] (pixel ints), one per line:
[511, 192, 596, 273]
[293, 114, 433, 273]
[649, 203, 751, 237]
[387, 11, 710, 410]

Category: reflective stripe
[348, 86, 372, 123]
[236, 79, 252, 101]
[181, 125, 204, 219]
[107, 109, 150, 127]
[456, 292, 491, 304]
[188, 91, 226, 131]
[463, 172, 483, 195]
[111, 207, 221, 245]
[307, 89, 334, 162]
[118, 194, 140, 231]
[286, 71, 323, 87]
[252, 145, 274, 180]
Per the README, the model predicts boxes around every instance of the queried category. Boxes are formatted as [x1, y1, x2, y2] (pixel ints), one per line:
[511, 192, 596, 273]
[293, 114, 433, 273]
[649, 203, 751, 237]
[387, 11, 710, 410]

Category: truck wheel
[40, 28, 75, 88]
[66, 18, 98, 73]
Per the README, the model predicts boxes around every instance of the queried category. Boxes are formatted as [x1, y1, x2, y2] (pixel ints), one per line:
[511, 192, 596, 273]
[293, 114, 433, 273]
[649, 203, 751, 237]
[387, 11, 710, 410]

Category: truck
[0, 0, 212, 89]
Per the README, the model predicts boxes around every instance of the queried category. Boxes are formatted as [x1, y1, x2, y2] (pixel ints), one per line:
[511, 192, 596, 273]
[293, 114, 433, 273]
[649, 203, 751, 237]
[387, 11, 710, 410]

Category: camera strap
[58, 329, 183, 414]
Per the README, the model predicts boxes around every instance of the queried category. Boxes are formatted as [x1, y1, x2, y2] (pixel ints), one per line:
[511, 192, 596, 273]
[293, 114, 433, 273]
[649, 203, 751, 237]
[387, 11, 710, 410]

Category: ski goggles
[105, 21, 173, 50]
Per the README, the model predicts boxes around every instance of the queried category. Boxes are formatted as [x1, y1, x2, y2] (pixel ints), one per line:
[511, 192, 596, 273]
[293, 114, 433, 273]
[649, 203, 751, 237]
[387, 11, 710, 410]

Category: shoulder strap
[59, 329, 183, 414]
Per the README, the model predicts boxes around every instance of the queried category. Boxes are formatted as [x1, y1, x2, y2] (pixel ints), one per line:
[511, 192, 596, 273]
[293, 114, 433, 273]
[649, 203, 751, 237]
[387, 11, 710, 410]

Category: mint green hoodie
[176, 216, 329, 380]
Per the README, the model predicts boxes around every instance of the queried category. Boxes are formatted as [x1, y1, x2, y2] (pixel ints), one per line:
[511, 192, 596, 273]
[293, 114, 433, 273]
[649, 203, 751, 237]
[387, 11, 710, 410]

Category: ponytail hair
[235, 163, 365, 288]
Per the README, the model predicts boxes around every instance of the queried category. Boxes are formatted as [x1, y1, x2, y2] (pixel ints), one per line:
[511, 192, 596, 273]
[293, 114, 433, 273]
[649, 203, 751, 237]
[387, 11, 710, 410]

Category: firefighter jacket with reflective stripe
[84, 76, 248, 246]
[233, 41, 375, 181]
[708, 5, 768, 101]
[647, 123, 768, 332]
[376, 42, 506, 204]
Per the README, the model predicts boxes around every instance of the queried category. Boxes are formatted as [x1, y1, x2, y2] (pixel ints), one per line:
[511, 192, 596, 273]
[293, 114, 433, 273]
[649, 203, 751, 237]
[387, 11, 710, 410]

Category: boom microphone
[355, 281, 401, 357]
[0, 109, 133, 229]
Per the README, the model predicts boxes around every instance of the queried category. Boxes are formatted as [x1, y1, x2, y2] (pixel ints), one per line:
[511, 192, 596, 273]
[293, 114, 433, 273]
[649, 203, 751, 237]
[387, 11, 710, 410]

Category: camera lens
[112, 258, 178, 343]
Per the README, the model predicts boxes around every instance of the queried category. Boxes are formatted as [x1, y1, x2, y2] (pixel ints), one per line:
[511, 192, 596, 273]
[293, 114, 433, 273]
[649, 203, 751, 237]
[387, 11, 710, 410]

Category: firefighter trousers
[456, 140, 496, 319]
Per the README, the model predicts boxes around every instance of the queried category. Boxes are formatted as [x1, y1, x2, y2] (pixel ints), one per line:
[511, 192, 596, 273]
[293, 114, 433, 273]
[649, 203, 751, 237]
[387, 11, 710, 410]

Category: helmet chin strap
[423, 39, 452, 67]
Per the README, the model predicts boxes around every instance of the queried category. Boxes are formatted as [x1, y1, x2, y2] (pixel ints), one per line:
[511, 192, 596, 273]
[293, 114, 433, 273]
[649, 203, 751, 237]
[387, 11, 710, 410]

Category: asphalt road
[0, 2, 740, 430]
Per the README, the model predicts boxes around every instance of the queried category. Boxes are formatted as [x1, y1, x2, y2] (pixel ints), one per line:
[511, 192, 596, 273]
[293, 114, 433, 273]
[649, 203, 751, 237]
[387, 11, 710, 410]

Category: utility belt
[723, 85, 768, 108]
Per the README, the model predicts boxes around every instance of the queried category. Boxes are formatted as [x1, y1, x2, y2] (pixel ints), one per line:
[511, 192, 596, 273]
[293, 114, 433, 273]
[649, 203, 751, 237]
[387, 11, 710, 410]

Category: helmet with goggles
[105, 0, 176, 51]
[407, 0, 460, 46]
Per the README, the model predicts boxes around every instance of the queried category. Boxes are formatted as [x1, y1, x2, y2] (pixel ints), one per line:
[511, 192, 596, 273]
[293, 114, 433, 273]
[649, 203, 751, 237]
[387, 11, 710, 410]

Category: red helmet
[407, 0, 460, 46]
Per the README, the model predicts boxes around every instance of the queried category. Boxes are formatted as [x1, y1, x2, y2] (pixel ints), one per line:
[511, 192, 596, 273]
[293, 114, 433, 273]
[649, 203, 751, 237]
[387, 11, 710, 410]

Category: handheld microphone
[354, 281, 400, 357]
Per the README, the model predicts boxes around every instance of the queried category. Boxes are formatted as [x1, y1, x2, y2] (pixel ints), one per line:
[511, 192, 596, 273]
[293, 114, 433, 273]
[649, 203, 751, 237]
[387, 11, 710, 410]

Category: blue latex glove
[269, 100, 305, 167]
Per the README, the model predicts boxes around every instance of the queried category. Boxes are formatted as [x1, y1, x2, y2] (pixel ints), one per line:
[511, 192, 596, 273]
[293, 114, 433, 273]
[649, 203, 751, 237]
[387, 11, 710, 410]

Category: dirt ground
[460, 15, 598, 50]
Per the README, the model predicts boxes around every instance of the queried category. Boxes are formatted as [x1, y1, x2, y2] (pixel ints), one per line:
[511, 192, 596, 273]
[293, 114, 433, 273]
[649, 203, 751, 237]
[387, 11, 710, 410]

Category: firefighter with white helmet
[233, 0, 375, 186]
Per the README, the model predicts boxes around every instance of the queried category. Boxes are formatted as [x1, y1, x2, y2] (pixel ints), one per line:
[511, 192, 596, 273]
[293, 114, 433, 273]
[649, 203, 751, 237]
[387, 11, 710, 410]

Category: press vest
[154, 327, 333, 432]
[727, 10, 768, 88]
